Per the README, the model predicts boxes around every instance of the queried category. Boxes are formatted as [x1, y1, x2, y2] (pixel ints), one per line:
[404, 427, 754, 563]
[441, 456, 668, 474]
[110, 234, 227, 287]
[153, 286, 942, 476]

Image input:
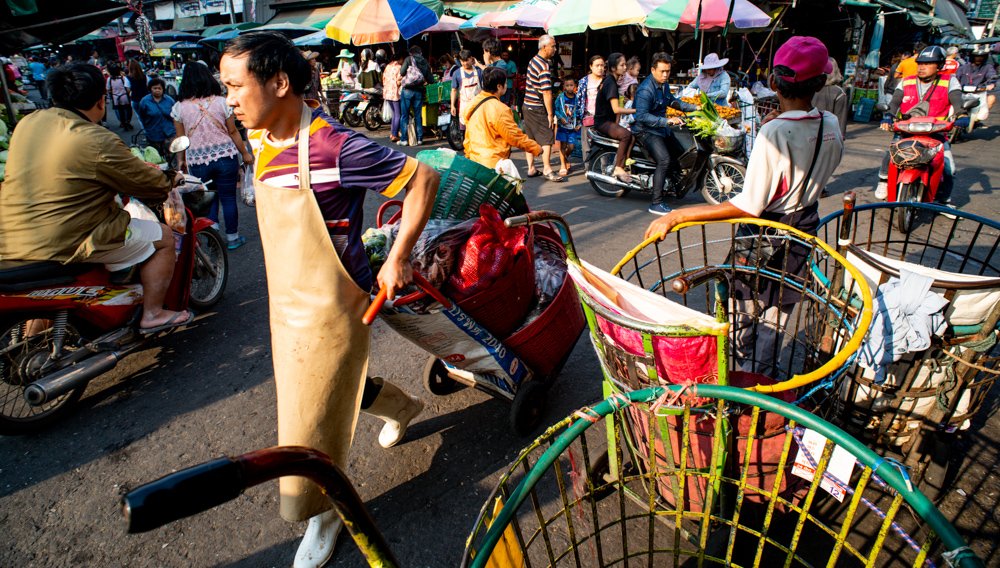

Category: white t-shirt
[729, 108, 844, 217]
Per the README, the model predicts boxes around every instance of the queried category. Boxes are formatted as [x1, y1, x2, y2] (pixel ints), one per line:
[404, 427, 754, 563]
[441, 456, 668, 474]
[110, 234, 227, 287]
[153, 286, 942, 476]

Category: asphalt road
[1, 106, 998, 567]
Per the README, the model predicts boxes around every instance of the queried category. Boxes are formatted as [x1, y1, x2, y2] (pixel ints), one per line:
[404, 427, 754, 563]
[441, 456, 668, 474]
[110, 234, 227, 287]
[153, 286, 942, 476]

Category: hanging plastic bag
[123, 198, 159, 223]
[241, 164, 256, 207]
[382, 100, 392, 123]
[161, 188, 187, 234]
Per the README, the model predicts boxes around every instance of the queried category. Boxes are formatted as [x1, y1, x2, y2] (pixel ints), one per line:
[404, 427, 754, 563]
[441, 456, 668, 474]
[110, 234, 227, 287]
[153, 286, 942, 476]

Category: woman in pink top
[382, 52, 404, 143]
[172, 62, 253, 250]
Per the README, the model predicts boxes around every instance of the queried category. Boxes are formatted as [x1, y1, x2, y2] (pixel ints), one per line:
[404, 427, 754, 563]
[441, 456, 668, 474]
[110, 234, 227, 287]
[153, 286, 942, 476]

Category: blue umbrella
[293, 30, 336, 47]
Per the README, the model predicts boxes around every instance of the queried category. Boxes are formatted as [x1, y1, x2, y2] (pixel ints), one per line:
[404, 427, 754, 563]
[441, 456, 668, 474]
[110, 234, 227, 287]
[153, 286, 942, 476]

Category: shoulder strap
[468, 96, 499, 121]
[791, 112, 825, 210]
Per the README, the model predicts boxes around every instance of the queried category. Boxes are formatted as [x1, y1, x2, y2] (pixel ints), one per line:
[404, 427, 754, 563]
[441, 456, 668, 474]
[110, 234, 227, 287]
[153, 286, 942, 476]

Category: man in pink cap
[645, 36, 844, 372]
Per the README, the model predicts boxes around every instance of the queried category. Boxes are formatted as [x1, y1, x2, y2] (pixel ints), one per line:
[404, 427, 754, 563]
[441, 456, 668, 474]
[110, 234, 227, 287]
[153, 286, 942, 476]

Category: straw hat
[336, 49, 355, 59]
[699, 53, 729, 70]
[302, 50, 319, 61]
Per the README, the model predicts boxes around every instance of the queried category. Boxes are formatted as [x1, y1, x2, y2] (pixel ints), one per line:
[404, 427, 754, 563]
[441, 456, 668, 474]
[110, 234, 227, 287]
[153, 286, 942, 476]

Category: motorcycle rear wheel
[702, 161, 746, 205]
[342, 104, 363, 127]
[0, 317, 87, 435]
[895, 181, 923, 233]
[190, 228, 229, 310]
[447, 121, 464, 152]
[587, 150, 630, 198]
[363, 104, 383, 131]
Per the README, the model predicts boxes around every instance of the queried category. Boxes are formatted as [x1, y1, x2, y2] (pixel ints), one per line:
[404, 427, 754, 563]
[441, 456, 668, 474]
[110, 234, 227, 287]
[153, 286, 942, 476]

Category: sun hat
[773, 36, 833, 83]
[699, 53, 729, 70]
[336, 48, 354, 59]
[302, 50, 319, 61]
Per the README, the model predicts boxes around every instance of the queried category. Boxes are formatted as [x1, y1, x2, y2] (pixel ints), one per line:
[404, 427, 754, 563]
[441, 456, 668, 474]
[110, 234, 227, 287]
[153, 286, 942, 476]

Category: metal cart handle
[362, 272, 453, 325]
[504, 211, 578, 262]
[122, 446, 400, 568]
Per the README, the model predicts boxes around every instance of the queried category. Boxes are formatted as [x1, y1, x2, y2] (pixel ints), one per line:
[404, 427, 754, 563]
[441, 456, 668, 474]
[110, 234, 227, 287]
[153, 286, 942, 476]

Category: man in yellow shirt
[462, 67, 541, 171]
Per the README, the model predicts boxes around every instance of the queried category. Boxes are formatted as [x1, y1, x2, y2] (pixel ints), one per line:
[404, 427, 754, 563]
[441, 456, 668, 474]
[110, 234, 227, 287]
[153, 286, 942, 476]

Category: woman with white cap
[687, 53, 731, 106]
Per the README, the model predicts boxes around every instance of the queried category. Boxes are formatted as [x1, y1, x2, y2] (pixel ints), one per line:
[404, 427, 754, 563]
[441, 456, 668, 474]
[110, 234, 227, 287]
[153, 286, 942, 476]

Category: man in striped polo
[522, 35, 564, 182]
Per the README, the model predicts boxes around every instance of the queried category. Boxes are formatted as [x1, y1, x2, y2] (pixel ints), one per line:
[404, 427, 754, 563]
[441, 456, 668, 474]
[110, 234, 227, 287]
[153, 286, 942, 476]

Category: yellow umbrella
[545, 0, 646, 35]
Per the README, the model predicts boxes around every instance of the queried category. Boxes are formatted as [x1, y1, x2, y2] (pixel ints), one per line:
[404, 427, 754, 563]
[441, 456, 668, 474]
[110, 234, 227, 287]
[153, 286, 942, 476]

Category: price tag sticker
[791, 429, 857, 502]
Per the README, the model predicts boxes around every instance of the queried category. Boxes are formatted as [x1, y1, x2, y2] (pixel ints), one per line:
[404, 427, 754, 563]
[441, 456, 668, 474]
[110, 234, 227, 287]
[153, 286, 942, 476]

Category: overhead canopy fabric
[445, 0, 518, 17]
[0, 0, 128, 53]
[268, 6, 343, 29]
[933, 0, 972, 38]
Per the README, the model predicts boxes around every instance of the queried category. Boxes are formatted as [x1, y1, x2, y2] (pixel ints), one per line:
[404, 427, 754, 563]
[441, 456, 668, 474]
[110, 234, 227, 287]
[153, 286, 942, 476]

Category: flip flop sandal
[558, 168, 569, 176]
[544, 172, 566, 182]
[526, 170, 542, 178]
[140, 310, 194, 335]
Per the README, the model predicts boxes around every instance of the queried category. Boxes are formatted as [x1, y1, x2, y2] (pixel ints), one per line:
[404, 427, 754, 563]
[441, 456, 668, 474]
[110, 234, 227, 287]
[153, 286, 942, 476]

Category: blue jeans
[190, 155, 241, 235]
[389, 99, 402, 139]
[400, 88, 424, 141]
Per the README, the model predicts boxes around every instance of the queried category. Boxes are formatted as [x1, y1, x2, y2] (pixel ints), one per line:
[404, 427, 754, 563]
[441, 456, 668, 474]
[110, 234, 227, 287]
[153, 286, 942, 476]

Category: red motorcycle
[0, 157, 229, 434]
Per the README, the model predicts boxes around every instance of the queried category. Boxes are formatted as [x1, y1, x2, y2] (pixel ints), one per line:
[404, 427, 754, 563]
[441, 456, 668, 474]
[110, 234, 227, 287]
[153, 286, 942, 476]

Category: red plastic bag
[448, 204, 529, 300]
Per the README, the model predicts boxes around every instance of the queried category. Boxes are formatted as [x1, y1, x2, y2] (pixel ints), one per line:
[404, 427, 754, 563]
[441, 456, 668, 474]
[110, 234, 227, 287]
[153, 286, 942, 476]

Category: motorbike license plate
[357, 101, 369, 111]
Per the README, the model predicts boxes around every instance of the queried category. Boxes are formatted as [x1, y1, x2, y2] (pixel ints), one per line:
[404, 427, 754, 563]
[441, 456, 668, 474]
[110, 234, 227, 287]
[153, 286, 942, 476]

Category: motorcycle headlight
[906, 122, 934, 133]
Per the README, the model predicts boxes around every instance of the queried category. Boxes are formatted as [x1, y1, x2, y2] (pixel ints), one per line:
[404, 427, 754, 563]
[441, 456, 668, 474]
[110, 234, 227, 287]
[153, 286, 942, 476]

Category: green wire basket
[417, 149, 528, 221]
[463, 385, 983, 568]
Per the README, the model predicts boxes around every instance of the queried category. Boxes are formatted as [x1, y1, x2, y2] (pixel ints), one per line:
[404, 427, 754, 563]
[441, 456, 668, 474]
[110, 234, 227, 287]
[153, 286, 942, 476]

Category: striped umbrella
[643, 0, 771, 32]
[545, 0, 647, 35]
[325, 0, 440, 45]
[474, 0, 559, 29]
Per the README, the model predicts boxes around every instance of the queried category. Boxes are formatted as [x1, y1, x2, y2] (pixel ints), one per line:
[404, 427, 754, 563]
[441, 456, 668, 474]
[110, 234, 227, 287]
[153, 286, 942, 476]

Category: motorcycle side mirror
[963, 97, 980, 110]
[875, 102, 889, 113]
[169, 136, 191, 154]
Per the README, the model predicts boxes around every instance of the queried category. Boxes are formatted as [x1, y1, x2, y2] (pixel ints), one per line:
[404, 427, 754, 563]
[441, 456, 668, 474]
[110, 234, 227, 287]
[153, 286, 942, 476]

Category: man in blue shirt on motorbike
[633, 52, 697, 216]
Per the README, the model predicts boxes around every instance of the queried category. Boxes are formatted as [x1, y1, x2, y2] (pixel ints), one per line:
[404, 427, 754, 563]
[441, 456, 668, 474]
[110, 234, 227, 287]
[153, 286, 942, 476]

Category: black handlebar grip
[122, 457, 245, 533]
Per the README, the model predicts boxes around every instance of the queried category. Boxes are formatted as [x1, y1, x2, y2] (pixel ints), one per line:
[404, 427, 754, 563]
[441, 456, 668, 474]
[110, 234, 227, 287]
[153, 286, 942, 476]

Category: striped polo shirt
[248, 104, 417, 291]
[524, 54, 552, 108]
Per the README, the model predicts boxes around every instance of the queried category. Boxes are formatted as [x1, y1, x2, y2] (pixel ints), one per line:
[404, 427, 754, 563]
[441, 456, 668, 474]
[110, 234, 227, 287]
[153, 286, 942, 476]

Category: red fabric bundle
[448, 204, 529, 299]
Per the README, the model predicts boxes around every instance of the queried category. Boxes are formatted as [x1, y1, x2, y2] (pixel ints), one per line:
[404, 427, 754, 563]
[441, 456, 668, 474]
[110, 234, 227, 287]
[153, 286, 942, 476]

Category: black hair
[482, 66, 507, 93]
[483, 38, 502, 57]
[627, 56, 641, 69]
[223, 31, 311, 96]
[47, 63, 105, 110]
[459, 49, 473, 62]
[772, 65, 826, 100]
[563, 75, 577, 85]
[178, 61, 222, 100]
[409, 45, 423, 57]
[588, 54, 605, 68]
[147, 76, 166, 90]
[607, 52, 625, 70]
[651, 52, 673, 68]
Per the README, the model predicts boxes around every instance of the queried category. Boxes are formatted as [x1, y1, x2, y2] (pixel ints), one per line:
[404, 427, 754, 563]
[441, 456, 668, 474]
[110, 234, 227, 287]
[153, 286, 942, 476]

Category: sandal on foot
[140, 310, 194, 335]
[558, 168, 569, 176]
[543, 172, 565, 182]
[526, 169, 542, 178]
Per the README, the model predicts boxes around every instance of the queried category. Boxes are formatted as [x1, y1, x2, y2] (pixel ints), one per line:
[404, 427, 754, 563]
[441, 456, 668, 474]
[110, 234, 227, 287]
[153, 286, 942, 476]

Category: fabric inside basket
[845, 250, 1000, 327]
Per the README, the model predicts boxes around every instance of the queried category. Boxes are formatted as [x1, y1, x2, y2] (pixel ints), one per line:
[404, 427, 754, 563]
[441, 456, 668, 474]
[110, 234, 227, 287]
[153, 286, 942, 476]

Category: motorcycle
[949, 86, 989, 143]
[585, 121, 747, 205]
[0, 137, 229, 434]
[340, 88, 384, 130]
[877, 99, 976, 232]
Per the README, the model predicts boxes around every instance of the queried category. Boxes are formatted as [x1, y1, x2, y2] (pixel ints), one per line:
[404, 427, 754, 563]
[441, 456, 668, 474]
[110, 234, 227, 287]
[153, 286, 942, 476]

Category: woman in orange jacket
[462, 66, 541, 171]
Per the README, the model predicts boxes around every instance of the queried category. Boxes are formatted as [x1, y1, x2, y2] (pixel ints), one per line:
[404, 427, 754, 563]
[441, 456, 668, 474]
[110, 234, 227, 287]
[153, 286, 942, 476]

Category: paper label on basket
[791, 429, 857, 502]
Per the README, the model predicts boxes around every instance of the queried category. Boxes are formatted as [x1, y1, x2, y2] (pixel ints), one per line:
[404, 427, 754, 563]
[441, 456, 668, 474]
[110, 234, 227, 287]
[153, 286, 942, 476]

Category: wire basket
[713, 133, 744, 156]
[600, 219, 873, 399]
[815, 199, 1000, 487]
[463, 385, 983, 568]
[417, 149, 528, 221]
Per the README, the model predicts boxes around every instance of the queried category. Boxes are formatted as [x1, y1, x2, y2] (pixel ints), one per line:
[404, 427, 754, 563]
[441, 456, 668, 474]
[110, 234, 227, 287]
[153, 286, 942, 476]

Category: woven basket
[417, 150, 527, 221]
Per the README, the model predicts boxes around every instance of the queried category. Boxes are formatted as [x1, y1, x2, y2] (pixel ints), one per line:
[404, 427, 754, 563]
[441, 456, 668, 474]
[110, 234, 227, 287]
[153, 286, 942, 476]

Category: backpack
[402, 57, 426, 89]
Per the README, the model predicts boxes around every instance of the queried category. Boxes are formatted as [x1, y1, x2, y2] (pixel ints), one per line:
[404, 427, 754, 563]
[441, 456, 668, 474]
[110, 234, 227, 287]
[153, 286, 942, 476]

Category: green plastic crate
[416, 149, 527, 221]
[425, 81, 451, 105]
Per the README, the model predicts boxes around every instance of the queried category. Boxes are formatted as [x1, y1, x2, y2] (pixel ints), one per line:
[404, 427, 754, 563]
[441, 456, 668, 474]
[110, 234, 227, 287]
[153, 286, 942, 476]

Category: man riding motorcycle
[0, 63, 191, 334]
[633, 52, 698, 216]
[877, 45, 964, 210]
[956, 48, 997, 115]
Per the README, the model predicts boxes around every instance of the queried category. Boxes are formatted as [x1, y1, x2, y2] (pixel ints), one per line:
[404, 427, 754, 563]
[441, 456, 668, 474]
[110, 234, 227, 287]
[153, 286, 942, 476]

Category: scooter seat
[0, 260, 98, 293]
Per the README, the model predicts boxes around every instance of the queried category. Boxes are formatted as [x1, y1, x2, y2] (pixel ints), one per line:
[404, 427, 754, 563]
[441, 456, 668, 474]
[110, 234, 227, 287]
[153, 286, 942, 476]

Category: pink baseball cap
[774, 36, 833, 82]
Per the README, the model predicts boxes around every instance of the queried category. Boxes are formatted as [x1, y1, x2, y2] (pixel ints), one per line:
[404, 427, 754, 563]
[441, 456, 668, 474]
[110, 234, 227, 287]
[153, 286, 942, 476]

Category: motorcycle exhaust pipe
[586, 171, 645, 192]
[24, 351, 124, 406]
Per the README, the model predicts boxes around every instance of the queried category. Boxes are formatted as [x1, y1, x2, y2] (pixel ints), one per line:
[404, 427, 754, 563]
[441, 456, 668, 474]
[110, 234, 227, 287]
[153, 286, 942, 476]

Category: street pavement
[1, 99, 998, 567]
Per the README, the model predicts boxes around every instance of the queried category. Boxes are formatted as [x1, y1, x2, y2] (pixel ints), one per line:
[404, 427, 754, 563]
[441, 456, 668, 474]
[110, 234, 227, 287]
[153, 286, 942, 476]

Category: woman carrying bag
[172, 62, 253, 250]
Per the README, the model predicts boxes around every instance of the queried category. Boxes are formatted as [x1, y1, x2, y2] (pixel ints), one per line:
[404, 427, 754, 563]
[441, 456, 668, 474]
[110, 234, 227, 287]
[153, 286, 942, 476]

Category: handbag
[731, 113, 825, 269]
[582, 115, 595, 127]
[401, 58, 426, 89]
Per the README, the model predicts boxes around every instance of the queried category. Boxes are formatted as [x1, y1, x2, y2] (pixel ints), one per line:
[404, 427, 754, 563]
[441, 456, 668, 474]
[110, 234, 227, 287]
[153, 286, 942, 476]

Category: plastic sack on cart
[448, 204, 530, 300]
[494, 158, 522, 180]
[534, 238, 566, 306]
[411, 218, 477, 289]
[568, 260, 727, 388]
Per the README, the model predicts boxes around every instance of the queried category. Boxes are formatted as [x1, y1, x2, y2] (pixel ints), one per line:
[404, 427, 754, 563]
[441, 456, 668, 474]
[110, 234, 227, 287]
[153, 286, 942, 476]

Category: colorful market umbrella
[476, 0, 558, 29]
[643, 0, 771, 32]
[546, 0, 646, 35]
[292, 29, 336, 47]
[325, 0, 440, 45]
[424, 14, 467, 32]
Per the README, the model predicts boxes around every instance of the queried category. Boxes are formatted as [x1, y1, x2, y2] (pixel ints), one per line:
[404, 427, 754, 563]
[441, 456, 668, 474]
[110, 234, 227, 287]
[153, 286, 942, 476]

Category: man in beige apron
[221, 33, 439, 567]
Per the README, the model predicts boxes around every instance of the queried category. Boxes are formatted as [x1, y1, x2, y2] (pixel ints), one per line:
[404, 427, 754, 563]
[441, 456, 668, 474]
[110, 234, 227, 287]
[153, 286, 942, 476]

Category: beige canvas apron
[255, 105, 371, 522]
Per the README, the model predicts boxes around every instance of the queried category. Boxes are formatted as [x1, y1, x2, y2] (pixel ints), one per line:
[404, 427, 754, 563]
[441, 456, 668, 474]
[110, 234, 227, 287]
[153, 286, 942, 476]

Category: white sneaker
[293, 510, 342, 568]
[875, 181, 888, 200]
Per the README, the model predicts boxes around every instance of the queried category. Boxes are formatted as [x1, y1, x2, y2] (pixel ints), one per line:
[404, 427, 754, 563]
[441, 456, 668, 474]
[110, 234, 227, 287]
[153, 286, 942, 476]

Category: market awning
[0, 0, 128, 53]
[268, 6, 343, 29]
[840, 0, 972, 38]
[933, 0, 972, 37]
[445, 0, 518, 17]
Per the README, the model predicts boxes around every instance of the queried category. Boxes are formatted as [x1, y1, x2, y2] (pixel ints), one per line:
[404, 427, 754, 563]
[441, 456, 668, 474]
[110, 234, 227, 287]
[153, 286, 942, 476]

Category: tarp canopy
[445, 0, 518, 17]
[268, 6, 344, 29]
[0, 0, 128, 53]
